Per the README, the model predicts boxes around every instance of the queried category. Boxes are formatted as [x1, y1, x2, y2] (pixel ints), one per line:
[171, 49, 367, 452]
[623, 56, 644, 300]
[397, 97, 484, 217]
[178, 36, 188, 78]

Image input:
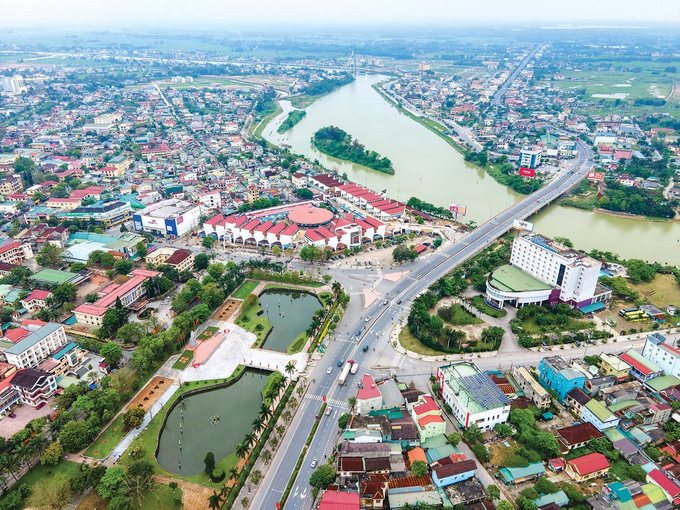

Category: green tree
[463, 423, 484, 445]
[471, 444, 490, 462]
[50, 283, 78, 304]
[26, 474, 73, 510]
[40, 440, 63, 466]
[204, 451, 216, 475]
[487, 484, 501, 501]
[194, 253, 210, 271]
[497, 501, 515, 510]
[135, 241, 148, 259]
[60, 421, 94, 452]
[122, 408, 146, 432]
[100, 342, 123, 367]
[534, 477, 558, 495]
[126, 460, 155, 506]
[202, 236, 217, 249]
[36, 244, 63, 267]
[447, 432, 461, 446]
[309, 464, 336, 490]
[411, 460, 428, 477]
[114, 259, 133, 275]
[97, 466, 127, 499]
[338, 413, 352, 429]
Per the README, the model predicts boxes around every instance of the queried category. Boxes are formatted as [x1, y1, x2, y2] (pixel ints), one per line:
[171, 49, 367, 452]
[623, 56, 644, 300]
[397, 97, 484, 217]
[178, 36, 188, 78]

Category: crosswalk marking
[305, 394, 349, 409]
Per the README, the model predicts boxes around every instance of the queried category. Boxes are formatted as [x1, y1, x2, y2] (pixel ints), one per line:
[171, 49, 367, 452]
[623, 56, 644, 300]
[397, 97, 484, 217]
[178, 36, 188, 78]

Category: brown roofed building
[556, 422, 604, 451]
[163, 249, 194, 272]
[365, 457, 390, 474]
[339, 457, 365, 477]
[388, 474, 434, 489]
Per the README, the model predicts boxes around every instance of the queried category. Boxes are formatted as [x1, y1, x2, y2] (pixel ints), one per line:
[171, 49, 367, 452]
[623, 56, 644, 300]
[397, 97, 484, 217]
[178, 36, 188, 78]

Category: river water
[264, 75, 680, 264]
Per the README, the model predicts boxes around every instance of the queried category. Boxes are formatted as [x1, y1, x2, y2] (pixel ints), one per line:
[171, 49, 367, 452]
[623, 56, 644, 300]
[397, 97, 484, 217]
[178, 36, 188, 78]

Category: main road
[491, 46, 541, 107]
[250, 141, 594, 510]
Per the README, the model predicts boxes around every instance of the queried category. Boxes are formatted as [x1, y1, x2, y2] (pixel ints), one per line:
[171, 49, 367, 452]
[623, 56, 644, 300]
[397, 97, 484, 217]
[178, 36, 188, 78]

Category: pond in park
[156, 369, 269, 476]
[259, 289, 322, 352]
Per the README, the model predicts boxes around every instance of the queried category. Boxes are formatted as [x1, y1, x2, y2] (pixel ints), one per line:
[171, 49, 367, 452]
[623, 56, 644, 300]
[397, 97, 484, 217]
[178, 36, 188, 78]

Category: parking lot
[0, 397, 56, 438]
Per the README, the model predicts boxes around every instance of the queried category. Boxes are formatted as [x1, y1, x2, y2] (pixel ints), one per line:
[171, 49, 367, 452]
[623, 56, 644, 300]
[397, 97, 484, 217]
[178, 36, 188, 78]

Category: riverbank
[249, 101, 283, 141]
[559, 199, 679, 223]
[371, 82, 535, 193]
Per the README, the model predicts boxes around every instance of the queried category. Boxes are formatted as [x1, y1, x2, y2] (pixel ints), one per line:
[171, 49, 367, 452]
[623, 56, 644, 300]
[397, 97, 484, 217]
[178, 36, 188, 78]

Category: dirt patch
[128, 376, 173, 413]
[76, 490, 108, 510]
[211, 298, 241, 321]
[153, 474, 213, 510]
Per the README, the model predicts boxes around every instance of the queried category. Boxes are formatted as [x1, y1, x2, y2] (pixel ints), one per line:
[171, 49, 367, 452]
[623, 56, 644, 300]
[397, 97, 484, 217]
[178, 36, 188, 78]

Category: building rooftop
[488, 264, 553, 293]
[5, 323, 62, 355]
[440, 362, 510, 414]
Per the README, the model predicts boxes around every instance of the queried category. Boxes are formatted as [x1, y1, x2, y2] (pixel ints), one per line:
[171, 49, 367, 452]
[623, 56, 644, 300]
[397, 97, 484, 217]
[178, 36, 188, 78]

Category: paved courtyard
[179, 322, 308, 383]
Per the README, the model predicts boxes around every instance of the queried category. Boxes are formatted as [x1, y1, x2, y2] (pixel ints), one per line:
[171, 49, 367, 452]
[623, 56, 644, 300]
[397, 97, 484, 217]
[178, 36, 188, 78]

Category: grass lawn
[398, 326, 445, 357]
[235, 299, 272, 346]
[287, 332, 308, 355]
[85, 414, 126, 459]
[172, 350, 194, 370]
[319, 292, 333, 307]
[470, 295, 507, 318]
[251, 101, 283, 140]
[197, 326, 219, 340]
[119, 370, 245, 489]
[262, 372, 284, 405]
[140, 483, 183, 510]
[518, 316, 594, 335]
[630, 274, 680, 309]
[232, 280, 259, 300]
[16, 460, 81, 488]
[439, 304, 483, 326]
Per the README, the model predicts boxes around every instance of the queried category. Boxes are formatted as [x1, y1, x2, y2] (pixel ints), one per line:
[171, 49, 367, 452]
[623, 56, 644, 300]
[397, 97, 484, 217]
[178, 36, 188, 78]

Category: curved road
[250, 140, 594, 510]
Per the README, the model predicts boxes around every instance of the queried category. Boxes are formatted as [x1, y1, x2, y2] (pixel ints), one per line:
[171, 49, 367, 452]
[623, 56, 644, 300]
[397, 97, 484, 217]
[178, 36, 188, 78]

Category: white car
[310, 459, 318, 468]
[327, 367, 332, 374]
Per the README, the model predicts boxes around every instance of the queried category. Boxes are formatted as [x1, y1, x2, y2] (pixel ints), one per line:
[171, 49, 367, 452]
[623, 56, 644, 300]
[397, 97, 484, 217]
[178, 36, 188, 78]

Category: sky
[3, 0, 680, 28]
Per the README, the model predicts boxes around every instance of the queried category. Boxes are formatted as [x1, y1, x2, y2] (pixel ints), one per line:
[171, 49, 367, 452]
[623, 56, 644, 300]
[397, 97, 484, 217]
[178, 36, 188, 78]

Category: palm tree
[13, 443, 33, 470]
[296, 385, 304, 397]
[243, 433, 257, 448]
[0, 453, 21, 482]
[252, 416, 265, 434]
[331, 281, 341, 295]
[261, 449, 272, 465]
[28, 436, 48, 466]
[260, 404, 273, 421]
[207, 490, 223, 510]
[282, 410, 292, 423]
[284, 362, 296, 379]
[219, 484, 230, 500]
[288, 397, 298, 408]
[229, 467, 239, 483]
[347, 396, 357, 410]
[235, 442, 249, 462]
[265, 389, 278, 406]
[276, 425, 286, 437]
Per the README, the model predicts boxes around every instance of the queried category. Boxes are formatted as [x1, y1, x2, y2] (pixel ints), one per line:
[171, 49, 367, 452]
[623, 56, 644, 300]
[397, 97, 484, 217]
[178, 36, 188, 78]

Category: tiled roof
[568, 453, 609, 476]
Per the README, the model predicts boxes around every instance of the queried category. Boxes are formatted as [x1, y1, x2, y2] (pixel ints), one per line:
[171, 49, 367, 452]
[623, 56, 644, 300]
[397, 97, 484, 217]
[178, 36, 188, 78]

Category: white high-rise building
[642, 333, 680, 378]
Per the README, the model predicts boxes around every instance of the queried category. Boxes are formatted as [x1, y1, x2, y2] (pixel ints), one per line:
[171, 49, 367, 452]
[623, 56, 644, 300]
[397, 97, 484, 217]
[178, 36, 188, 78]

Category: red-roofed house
[357, 375, 382, 415]
[566, 453, 610, 482]
[647, 469, 680, 504]
[318, 491, 360, 510]
[21, 290, 51, 313]
[4, 327, 29, 344]
[411, 395, 445, 441]
[0, 241, 33, 265]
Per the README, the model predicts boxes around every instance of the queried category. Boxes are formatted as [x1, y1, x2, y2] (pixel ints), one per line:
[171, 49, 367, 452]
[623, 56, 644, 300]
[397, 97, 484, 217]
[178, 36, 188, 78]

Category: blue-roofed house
[499, 462, 545, 485]
[539, 356, 586, 402]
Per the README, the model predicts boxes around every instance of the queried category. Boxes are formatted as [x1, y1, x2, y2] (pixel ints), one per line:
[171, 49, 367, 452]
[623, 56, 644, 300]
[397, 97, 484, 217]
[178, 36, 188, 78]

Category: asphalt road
[491, 46, 541, 107]
[249, 141, 595, 510]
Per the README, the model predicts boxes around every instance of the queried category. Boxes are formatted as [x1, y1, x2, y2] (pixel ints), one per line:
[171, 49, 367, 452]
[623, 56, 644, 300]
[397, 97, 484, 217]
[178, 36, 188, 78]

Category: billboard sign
[519, 167, 535, 177]
[587, 171, 605, 181]
[513, 219, 535, 232]
[449, 204, 467, 216]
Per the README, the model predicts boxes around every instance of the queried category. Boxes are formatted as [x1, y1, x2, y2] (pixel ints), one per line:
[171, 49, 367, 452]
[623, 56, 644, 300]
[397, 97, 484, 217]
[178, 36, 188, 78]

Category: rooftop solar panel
[459, 373, 510, 410]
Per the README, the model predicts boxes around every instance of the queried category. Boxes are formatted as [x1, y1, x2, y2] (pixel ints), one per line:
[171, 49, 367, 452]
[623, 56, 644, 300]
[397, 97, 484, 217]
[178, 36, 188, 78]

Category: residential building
[538, 356, 586, 402]
[431, 459, 477, 487]
[513, 366, 551, 408]
[556, 423, 603, 450]
[357, 375, 383, 415]
[519, 146, 543, 169]
[10, 369, 57, 407]
[499, 462, 545, 485]
[133, 199, 200, 238]
[410, 395, 446, 442]
[20, 289, 51, 313]
[2, 323, 68, 369]
[0, 374, 19, 418]
[0, 240, 34, 265]
[74, 269, 160, 327]
[164, 249, 194, 272]
[599, 353, 631, 381]
[646, 469, 680, 505]
[642, 333, 680, 378]
[581, 399, 620, 431]
[619, 349, 663, 382]
[565, 453, 609, 482]
[437, 362, 510, 432]
[0, 175, 24, 195]
[564, 387, 590, 415]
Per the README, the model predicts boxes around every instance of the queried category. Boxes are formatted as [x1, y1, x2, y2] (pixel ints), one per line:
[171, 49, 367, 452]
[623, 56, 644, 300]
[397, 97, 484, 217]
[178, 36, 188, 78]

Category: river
[264, 75, 680, 264]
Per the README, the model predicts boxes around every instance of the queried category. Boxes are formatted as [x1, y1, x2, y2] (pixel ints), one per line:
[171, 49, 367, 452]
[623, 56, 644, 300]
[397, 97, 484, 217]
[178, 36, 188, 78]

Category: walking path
[108, 382, 179, 463]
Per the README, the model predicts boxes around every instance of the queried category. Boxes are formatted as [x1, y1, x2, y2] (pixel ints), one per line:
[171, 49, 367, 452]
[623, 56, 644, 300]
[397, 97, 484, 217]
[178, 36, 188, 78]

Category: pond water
[259, 289, 322, 352]
[156, 369, 269, 476]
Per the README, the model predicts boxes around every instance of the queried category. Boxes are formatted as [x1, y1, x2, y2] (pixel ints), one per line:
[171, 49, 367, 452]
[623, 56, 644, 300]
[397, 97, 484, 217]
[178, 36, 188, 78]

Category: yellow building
[599, 353, 631, 380]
